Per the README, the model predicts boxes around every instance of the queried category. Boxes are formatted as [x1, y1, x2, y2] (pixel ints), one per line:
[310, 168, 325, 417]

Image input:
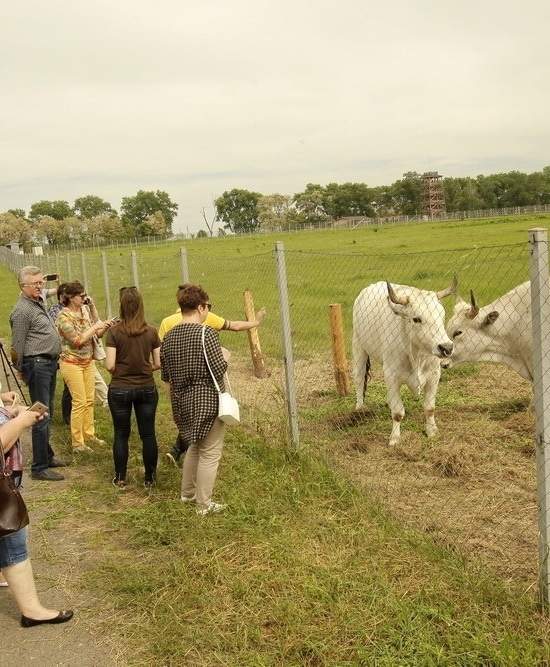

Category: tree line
[3, 166, 550, 247]
[213, 166, 550, 234]
[0, 191, 178, 250]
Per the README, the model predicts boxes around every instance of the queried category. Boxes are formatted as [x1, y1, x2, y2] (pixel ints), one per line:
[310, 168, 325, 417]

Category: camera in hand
[44, 274, 59, 282]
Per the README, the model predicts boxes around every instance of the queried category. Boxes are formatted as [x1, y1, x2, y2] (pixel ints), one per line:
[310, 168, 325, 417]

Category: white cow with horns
[352, 279, 456, 445]
[445, 282, 533, 381]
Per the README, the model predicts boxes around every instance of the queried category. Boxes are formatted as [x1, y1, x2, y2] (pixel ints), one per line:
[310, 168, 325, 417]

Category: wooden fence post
[329, 303, 350, 396]
[243, 289, 268, 378]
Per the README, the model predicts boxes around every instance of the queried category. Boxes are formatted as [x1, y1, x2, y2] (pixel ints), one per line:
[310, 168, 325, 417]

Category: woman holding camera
[104, 287, 161, 489]
[56, 281, 111, 453]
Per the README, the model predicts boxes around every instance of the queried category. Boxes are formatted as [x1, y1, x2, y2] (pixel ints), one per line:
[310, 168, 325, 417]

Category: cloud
[1, 0, 549, 231]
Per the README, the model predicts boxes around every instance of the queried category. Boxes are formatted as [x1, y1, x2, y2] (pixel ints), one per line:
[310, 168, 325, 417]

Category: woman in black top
[105, 287, 161, 489]
[161, 284, 228, 515]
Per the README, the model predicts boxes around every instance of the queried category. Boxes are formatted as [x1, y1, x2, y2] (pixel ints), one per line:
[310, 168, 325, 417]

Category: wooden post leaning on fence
[329, 303, 351, 396]
[243, 289, 268, 378]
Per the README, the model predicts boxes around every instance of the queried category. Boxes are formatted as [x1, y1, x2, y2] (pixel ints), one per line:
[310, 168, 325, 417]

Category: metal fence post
[274, 241, 300, 449]
[131, 250, 140, 289]
[180, 246, 190, 283]
[529, 227, 550, 607]
[81, 252, 90, 293]
[101, 251, 113, 319]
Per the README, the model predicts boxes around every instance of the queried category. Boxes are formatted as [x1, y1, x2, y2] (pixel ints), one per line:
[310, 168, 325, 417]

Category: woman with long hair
[57, 281, 111, 453]
[104, 287, 161, 489]
[160, 284, 228, 515]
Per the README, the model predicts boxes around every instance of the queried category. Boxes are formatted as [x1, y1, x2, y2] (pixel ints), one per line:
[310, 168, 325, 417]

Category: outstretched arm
[225, 307, 266, 332]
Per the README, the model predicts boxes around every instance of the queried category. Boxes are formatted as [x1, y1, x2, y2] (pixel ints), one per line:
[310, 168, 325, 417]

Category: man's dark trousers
[21, 356, 58, 473]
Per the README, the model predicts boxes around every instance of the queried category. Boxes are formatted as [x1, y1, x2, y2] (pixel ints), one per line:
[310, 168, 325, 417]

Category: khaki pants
[60, 360, 96, 447]
[181, 419, 225, 509]
[94, 367, 108, 406]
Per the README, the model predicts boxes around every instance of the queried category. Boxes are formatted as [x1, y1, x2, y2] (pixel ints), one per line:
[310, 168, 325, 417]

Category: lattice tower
[421, 171, 446, 217]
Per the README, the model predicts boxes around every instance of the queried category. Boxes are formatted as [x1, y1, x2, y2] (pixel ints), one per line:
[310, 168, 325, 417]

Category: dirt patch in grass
[320, 364, 536, 584]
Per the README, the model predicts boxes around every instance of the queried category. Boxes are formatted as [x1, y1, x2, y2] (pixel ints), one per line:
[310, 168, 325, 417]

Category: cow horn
[436, 274, 458, 300]
[386, 281, 409, 306]
[467, 289, 479, 319]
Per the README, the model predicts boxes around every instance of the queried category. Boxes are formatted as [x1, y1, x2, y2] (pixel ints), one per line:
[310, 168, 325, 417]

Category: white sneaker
[180, 495, 196, 503]
[196, 501, 226, 516]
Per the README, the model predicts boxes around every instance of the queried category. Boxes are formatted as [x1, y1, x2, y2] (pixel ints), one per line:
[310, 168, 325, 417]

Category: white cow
[352, 280, 455, 446]
[445, 282, 533, 381]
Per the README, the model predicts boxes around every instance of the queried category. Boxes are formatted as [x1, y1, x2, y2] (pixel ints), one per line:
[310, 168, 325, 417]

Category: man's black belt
[23, 354, 59, 361]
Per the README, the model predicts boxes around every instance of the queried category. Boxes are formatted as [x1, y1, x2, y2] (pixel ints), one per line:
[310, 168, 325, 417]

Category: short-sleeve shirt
[158, 310, 226, 341]
[105, 325, 161, 387]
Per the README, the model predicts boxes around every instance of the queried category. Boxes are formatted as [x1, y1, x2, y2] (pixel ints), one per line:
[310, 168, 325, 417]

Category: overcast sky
[1, 1, 549, 233]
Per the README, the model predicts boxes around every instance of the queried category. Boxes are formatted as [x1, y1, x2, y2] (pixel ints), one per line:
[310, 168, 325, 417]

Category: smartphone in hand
[27, 401, 49, 416]
[44, 274, 59, 282]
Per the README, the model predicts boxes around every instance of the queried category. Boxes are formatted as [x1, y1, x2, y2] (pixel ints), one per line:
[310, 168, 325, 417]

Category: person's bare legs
[2, 559, 59, 620]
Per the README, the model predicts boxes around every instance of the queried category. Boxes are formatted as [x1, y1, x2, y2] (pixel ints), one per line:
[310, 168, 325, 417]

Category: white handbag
[202, 327, 240, 425]
[91, 335, 106, 361]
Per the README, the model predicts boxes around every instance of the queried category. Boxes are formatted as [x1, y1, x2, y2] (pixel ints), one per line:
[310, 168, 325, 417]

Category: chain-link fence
[1, 229, 549, 604]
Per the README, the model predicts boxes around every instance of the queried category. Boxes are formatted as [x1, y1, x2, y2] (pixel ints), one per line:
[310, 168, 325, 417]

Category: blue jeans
[0, 527, 28, 569]
[21, 356, 57, 473]
[108, 385, 158, 482]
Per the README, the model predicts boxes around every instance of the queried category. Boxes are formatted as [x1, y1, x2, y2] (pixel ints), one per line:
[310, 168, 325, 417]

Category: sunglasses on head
[119, 286, 137, 294]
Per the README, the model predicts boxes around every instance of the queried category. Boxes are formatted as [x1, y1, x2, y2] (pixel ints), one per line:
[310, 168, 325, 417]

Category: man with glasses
[158, 283, 266, 465]
[9, 266, 66, 481]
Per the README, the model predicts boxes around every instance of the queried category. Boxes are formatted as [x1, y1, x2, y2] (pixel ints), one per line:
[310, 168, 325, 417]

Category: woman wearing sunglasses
[104, 287, 161, 489]
[57, 282, 112, 453]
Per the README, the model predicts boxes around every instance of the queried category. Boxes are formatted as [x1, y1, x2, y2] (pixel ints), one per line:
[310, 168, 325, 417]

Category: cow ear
[386, 298, 408, 317]
[483, 311, 499, 326]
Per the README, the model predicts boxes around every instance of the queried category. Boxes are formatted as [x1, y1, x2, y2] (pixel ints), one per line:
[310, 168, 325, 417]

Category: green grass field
[29, 211, 544, 361]
[2, 213, 550, 665]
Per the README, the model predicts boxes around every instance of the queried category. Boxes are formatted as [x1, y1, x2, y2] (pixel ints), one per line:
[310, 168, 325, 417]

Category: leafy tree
[34, 216, 69, 246]
[0, 212, 32, 249]
[143, 211, 167, 236]
[293, 184, 329, 224]
[390, 172, 423, 215]
[217, 228, 227, 237]
[120, 190, 178, 236]
[74, 195, 116, 219]
[196, 229, 208, 238]
[369, 185, 394, 215]
[323, 182, 374, 218]
[87, 214, 128, 242]
[215, 189, 261, 233]
[258, 194, 292, 229]
[8, 208, 26, 219]
[29, 200, 73, 221]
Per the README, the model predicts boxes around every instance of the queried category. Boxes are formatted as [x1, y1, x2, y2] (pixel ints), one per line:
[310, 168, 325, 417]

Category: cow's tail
[363, 355, 371, 400]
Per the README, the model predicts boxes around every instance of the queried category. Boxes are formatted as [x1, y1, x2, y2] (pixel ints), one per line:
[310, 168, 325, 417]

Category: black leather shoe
[21, 610, 74, 627]
[49, 457, 68, 468]
[31, 469, 65, 481]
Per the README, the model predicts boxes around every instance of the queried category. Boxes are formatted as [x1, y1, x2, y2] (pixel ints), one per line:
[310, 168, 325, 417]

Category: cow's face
[445, 293, 500, 367]
[386, 282, 454, 359]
